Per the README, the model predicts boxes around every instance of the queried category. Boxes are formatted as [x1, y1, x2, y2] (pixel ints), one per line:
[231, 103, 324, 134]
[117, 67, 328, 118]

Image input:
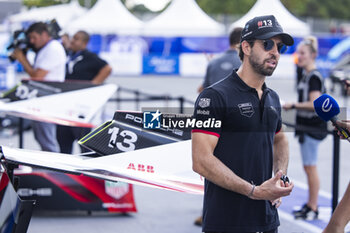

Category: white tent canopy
[143, 0, 225, 37]
[65, 0, 144, 35]
[8, 1, 86, 29]
[230, 0, 310, 37]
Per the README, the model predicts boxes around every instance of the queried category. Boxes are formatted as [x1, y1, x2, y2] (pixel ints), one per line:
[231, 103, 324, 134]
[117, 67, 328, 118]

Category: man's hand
[10, 48, 46, 80]
[344, 80, 350, 96]
[335, 120, 350, 139]
[252, 170, 293, 203]
[282, 102, 294, 110]
[270, 175, 291, 208]
[11, 48, 26, 63]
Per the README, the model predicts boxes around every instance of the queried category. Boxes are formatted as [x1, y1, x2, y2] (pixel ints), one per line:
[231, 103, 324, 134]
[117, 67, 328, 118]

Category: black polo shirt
[66, 49, 108, 81]
[192, 70, 282, 232]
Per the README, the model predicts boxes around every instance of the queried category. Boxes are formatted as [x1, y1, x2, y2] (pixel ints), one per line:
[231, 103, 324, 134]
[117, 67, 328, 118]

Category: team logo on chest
[238, 102, 255, 118]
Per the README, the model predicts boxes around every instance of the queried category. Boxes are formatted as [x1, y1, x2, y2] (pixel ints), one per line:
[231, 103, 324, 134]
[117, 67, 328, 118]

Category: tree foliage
[197, 0, 255, 15]
[22, 0, 350, 20]
[77, 0, 97, 8]
[23, 0, 68, 8]
[282, 0, 350, 19]
[196, 0, 350, 20]
[22, 0, 98, 8]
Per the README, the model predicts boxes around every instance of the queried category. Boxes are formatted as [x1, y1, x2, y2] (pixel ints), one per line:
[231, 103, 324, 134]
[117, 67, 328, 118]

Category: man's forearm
[193, 151, 253, 196]
[323, 182, 350, 233]
[273, 131, 289, 174]
[20, 58, 36, 78]
[194, 151, 293, 201]
[192, 133, 252, 196]
[92, 65, 112, 84]
[192, 131, 294, 201]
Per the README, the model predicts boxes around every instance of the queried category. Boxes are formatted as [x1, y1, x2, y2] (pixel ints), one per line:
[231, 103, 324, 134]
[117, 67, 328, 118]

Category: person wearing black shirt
[65, 31, 112, 84]
[283, 36, 327, 220]
[194, 26, 243, 228]
[192, 15, 294, 233]
[197, 27, 243, 93]
[57, 30, 112, 154]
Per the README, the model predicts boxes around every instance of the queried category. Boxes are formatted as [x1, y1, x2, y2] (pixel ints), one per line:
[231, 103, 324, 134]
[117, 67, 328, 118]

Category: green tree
[196, 0, 255, 15]
[23, 0, 68, 8]
[21, 0, 350, 20]
[130, 4, 150, 14]
[282, 0, 350, 19]
[22, 0, 98, 8]
[77, 0, 97, 8]
[196, 0, 350, 20]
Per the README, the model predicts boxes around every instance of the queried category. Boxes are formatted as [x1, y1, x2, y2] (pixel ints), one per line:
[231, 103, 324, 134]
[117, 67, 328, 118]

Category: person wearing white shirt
[12, 22, 66, 152]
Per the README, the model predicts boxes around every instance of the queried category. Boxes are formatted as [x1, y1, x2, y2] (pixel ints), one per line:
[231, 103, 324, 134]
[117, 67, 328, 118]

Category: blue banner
[144, 37, 181, 55]
[87, 34, 102, 54]
[142, 55, 179, 75]
[180, 37, 228, 53]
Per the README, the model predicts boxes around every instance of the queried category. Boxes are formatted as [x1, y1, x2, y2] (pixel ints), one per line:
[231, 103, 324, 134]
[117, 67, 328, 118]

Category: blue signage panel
[142, 55, 179, 75]
[181, 37, 228, 53]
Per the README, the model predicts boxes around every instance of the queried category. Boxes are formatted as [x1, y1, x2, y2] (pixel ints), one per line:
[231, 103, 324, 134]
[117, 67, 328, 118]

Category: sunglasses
[262, 39, 287, 54]
[251, 39, 287, 54]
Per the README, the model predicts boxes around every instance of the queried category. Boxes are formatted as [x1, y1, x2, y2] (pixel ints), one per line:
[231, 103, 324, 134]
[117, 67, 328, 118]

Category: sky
[126, 0, 171, 12]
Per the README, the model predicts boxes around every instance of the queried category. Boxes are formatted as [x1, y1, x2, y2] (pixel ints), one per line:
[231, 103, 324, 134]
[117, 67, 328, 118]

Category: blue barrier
[85, 34, 347, 57]
[3, 34, 348, 77]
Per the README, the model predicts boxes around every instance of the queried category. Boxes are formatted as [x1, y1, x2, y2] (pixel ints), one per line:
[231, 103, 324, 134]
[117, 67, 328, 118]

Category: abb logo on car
[127, 163, 154, 173]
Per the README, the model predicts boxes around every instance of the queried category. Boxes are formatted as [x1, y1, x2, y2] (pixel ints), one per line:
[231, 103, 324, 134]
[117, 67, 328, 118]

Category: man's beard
[249, 54, 277, 76]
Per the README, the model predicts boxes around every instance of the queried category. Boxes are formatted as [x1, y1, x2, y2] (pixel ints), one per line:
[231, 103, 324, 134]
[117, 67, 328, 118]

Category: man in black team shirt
[192, 15, 294, 233]
[65, 30, 112, 84]
[57, 30, 112, 153]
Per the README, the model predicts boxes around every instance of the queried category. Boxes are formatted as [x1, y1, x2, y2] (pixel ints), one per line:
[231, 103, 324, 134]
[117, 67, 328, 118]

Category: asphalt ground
[1, 74, 350, 233]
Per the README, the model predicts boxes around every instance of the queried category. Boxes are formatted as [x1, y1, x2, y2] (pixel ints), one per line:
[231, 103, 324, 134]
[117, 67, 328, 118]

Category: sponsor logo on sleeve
[198, 98, 211, 108]
[196, 109, 210, 115]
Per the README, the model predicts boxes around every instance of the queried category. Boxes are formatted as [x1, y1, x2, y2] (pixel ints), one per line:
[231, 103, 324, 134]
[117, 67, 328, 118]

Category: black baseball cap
[241, 15, 294, 46]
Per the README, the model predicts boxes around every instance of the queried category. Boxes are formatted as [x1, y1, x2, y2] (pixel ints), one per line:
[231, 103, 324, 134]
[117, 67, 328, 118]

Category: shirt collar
[231, 70, 268, 92]
[226, 49, 238, 54]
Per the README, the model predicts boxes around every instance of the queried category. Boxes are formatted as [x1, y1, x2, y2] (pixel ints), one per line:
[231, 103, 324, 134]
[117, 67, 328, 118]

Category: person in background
[11, 22, 66, 152]
[197, 27, 243, 93]
[283, 36, 327, 220]
[61, 33, 71, 54]
[292, 51, 303, 88]
[323, 180, 350, 233]
[323, 81, 350, 233]
[56, 30, 112, 154]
